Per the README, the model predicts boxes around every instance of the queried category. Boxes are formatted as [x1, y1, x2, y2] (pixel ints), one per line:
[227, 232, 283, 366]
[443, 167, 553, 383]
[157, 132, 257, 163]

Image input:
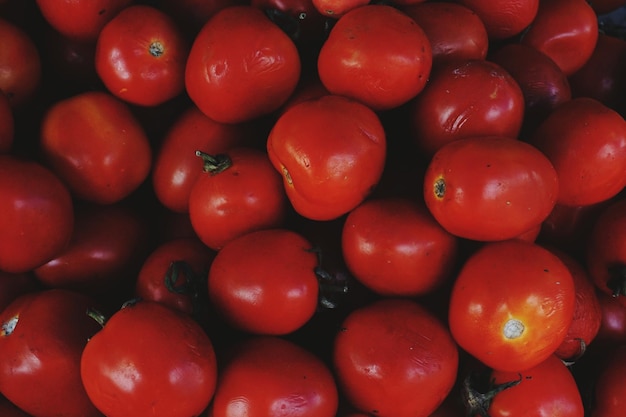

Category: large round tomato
[448, 240, 576, 372]
[454, 0, 539, 40]
[317, 4, 432, 111]
[333, 298, 458, 417]
[423, 136, 559, 241]
[185, 5, 301, 124]
[591, 344, 626, 417]
[81, 300, 218, 417]
[267, 94, 386, 221]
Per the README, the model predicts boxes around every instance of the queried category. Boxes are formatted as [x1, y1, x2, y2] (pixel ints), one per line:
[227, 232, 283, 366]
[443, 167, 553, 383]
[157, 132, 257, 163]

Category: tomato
[423, 136, 559, 242]
[189, 146, 288, 250]
[454, 0, 539, 40]
[317, 4, 432, 111]
[0, 90, 13, 152]
[591, 344, 626, 417]
[0, 155, 74, 273]
[341, 196, 459, 297]
[448, 240, 576, 372]
[0, 289, 104, 417]
[594, 289, 626, 347]
[520, 0, 598, 76]
[185, 5, 301, 124]
[35, 0, 132, 42]
[158, 0, 248, 39]
[529, 97, 626, 207]
[311, 0, 369, 18]
[39, 90, 152, 205]
[408, 59, 525, 157]
[267, 94, 387, 221]
[251, 0, 326, 46]
[402, 2, 488, 67]
[81, 300, 218, 417]
[208, 336, 338, 417]
[95, 4, 190, 107]
[0, 394, 32, 417]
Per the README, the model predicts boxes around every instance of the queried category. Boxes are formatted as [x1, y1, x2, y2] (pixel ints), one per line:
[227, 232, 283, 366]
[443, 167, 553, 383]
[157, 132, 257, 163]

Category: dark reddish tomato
[409, 59, 525, 157]
[333, 298, 458, 417]
[39, 91, 152, 205]
[185, 5, 301, 124]
[423, 136, 559, 242]
[35, 0, 132, 42]
[251, 0, 326, 45]
[317, 4, 432, 111]
[591, 344, 626, 417]
[0, 90, 13, 152]
[341, 196, 459, 297]
[81, 300, 218, 417]
[0, 289, 104, 417]
[0, 155, 74, 274]
[529, 97, 626, 207]
[402, 2, 489, 67]
[595, 290, 626, 347]
[95, 5, 190, 106]
[267, 94, 386, 221]
[208, 228, 319, 335]
[520, 0, 598, 76]
[448, 240, 575, 372]
[208, 336, 338, 417]
[0, 394, 32, 417]
[455, 0, 539, 40]
[159, 0, 247, 39]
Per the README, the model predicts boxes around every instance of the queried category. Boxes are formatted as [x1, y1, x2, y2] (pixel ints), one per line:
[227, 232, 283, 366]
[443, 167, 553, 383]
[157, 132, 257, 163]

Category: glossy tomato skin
[185, 5, 301, 124]
[81, 300, 218, 417]
[341, 196, 459, 297]
[0, 289, 104, 417]
[594, 289, 626, 347]
[267, 95, 386, 221]
[208, 336, 338, 417]
[529, 97, 626, 207]
[0, 155, 74, 273]
[333, 298, 458, 417]
[455, 0, 539, 40]
[409, 59, 525, 157]
[591, 344, 626, 417]
[448, 240, 575, 372]
[423, 136, 559, 242]
[317, 4, 432, 111]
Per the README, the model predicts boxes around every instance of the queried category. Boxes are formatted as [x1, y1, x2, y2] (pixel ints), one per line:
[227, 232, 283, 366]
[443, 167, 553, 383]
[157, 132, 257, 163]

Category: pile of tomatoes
[1, 0, 626, 416]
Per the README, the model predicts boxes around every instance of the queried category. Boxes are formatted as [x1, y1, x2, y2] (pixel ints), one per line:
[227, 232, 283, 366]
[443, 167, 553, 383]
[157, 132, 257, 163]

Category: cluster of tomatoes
[1, 0, 626, 416]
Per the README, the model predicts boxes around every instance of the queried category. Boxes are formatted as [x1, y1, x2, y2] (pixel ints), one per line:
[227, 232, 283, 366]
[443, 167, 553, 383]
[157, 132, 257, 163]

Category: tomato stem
[85, 308, 108, 328]
[195, 150, 232, 175]
[308, 246, 349, 310]
[461, 371, 522, 417]
[607, 264, 626, 297]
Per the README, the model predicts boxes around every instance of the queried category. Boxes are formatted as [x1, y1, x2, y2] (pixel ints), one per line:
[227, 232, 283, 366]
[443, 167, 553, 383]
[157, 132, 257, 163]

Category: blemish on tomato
[434, 177, 446, 199]
[503, 318, 524, 339]
[1, 314, 19, 337]
[281, 165, 293, 186]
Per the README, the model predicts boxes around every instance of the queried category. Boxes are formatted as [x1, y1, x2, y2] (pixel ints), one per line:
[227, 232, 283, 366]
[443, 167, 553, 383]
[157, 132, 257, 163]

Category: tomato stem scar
[1, 314, 18, 336]
[434, 177, 446, 199]
[149, 41, 165, 58]
[503, 318, 524, 339]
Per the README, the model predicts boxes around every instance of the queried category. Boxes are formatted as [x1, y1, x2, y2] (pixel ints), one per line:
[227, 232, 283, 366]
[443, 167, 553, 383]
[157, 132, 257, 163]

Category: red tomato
[311, 0, 369, 18]
[408, 59, 525, 157]
[208, 228, 319, 335]
[81, 300, 218, 417]
[185, 5, 301, 124]
[520, 0, 598, 76]
[402, 2, 489, 67]
[333, 298, 458, 417]
[39, 91, 152, 205]
[0, 90, 13, 152]
[208, 336, 338, 417]
[267, 94, 387, 221]
[95, 5, 190, 106]
[188, 146, 288, 250]
[0, 289, 104, 417]
[448, 240, 576, 372]
[594, 289, 626, 347]
[341, 196, 459, 297]
[454, 0, 539, 40]
[35, 0, 132, 42]
[0, 394, 32, 417]
[317, 4, 432, 111]
[529, 97, 626, 207]
[0, 155, 74, 273]
[591, 344, 626, 417]
[423, 136, 559, 242]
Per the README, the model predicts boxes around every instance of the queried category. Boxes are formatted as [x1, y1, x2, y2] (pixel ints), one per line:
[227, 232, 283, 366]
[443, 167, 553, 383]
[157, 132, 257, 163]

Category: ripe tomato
[81, 300, 218, 417]
[448, 240, 576, 372]
[408, 59, 525, 157]
[159, 0, 248, 38]
[423, 136, 559, 242]
[529, 97, 626, 207]
[341, 196, 459, 297]
[267, 94, 386, 221]
[0, 289, 104, 417]
[333, 298, 458, 417]
[520, 0, 598, 76]
[317, 4, 432, 111]
[95, 4, 190, 106]
[311, 0, 369, 18]
[188, 146, 288, 251]
[185, 5, 301, 124]
[251, 0, 326, 46]
[39, 91, 152, 205]
[591, 344, 626, 417]
[0, 155, 74, 273]
[0, 90, 13, 152]
[454, 0, 539, 40]
[208, 336, 338, 417]
[0, 394, 32, 417]
[594, 289, 626, 347]
[208, 228, 319, 335]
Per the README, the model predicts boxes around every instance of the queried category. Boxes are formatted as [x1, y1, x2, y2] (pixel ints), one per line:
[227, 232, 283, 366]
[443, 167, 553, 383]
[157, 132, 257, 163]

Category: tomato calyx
[461, 371, 522, 417]
[433, 177, 446, 199]
[607, 263, 626, 297]
[164, 260, 209, 317]
[148, 41, 165, 58]
[195, 150, 232, 175]
[86, 307, 108, 328]
[308, 246, 349, 310]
